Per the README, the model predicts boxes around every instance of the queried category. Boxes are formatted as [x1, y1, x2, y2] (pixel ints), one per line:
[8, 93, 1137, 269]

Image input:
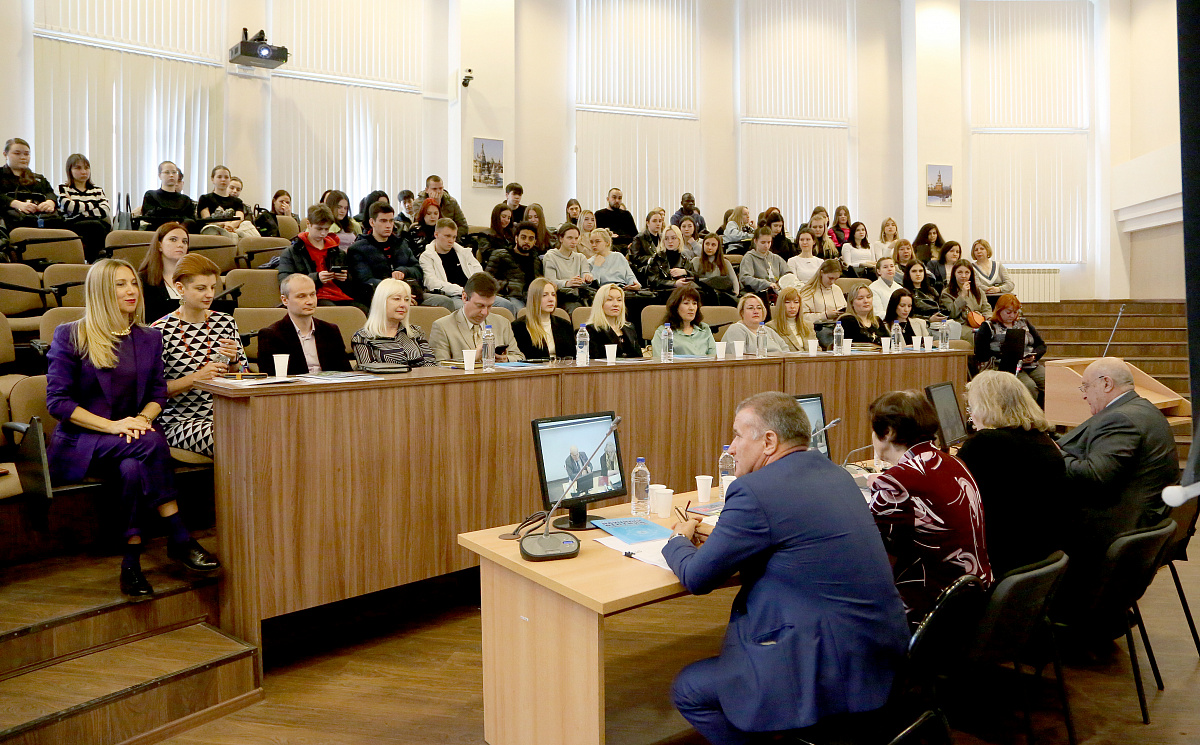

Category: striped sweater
[57, 184, 110, 219]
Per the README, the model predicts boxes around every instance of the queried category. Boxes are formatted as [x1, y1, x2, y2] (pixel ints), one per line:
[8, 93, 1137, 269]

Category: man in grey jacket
[416, 175, 469, 236]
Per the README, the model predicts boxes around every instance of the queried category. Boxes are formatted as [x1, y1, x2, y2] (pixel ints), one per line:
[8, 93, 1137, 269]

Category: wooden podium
[1044, 358, 1192, 428]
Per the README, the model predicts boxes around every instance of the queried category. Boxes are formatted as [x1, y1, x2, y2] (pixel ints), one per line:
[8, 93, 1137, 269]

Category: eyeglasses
[1078, 375, 1110, 393]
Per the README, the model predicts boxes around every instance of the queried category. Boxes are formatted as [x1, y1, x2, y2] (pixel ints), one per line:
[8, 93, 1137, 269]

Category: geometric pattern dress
[152, 310, 249, 456]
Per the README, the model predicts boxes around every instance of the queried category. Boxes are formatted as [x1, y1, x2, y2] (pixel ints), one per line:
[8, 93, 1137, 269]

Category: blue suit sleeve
[663, 483, 772, 595]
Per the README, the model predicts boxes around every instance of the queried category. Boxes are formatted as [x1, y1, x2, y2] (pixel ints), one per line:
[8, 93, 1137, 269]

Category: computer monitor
[531, 410, 627, 530]
[793, 393, 830, 459]
[925, 381, 969, 450]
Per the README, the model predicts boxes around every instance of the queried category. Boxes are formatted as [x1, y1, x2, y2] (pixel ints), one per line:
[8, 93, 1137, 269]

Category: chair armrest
[30, 340, 49, 356]
[2, 422, 29, 435]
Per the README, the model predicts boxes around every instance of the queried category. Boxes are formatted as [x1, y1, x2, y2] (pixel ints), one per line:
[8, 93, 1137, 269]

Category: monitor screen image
[531, 411, 627, 530]
[793, 393, 830, 458]
[925, 382, 968, 449]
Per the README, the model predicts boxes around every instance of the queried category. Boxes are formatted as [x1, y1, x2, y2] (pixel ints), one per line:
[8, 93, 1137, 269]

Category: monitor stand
[553, 504, 605, 531]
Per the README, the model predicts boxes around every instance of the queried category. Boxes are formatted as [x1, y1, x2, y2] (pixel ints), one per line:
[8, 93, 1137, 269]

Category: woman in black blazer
[586, 283, 642, 359]
[512, 278, 576, 360]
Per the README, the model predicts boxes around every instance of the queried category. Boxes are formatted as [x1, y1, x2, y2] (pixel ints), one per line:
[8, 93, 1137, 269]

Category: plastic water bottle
[718, 446, 736, 501]
[481, 325, 495, 371]
[890, 321, 903, 352]
[755, 322, 768, 358]
[661, 324, 674, 362]
[832, 320, 845, 355]
[939, 323, 950, 350]
[576, 324, 589, 366]
[630, 457, 651, 516]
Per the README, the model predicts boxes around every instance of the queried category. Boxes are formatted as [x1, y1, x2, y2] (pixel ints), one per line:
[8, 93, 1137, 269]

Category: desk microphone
[520, 416, 623, 562]
[811, 418, 840, 439]
[842, 444, 874, 467]
[1163, 481, 1200, 508]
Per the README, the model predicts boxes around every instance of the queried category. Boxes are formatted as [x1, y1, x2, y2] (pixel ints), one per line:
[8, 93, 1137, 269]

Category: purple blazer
[45, 322, 169, 483]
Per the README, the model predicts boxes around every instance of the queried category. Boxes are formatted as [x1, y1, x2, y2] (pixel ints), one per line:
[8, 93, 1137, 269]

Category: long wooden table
[199, 350, 967, 648]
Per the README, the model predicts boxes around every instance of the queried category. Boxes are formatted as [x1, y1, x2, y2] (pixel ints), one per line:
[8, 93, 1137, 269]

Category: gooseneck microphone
[810, 418, 841, 439]
[842, 444, 875, 467]
[1163, 481, 1200, 508]
[520, 416, 623, 561]
[1102, 303, 1126, 357]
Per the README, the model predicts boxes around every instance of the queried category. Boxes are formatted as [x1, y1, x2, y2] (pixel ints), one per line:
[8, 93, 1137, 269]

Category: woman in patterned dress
[152, 254, 248, 457]
[865, 389, 994, 626]
[352, 278, 436, 366]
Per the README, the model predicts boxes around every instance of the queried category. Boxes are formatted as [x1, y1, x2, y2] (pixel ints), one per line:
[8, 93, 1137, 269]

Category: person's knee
[671, 659, 718, 712]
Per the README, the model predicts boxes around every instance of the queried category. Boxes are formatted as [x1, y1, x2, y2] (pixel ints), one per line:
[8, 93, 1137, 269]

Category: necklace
[173, 309, 214, 361]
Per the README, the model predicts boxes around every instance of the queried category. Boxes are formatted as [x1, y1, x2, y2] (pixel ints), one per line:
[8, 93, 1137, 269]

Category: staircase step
[1024, 300, 1186, 314]
[1033, 327, 1188, 343]
[1023, 313, 1186, 328]
[0, 622, 260, 745]
[1045, 341, 1188, 357]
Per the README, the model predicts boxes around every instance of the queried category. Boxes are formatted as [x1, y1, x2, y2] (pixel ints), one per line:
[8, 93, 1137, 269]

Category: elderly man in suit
[429, 272, 524, 363]
[258, 273, 353, 375]
[664, 392, 909, 744]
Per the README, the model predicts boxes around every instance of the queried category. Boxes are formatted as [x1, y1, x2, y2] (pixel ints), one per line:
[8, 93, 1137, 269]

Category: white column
[697, 0, 738, 225]
[0, 0, 35, 141]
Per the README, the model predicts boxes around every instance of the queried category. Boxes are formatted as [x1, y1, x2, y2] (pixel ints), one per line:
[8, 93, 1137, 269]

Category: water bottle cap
[636, 456, 645, 463]
[485, 325, 492, 330]
[723, 445, 729, 451]
[759, 321, 765, 327]
[580, 324, 587, 329]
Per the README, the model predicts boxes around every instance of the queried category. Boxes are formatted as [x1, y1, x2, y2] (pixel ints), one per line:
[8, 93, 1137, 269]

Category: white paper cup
[605, 344, 617, 364]
[806, 339, 819, 354]
[732, 340, 745, 358]
[648, 485, 666, 517]
[272, 354, 290, 377]
[923, 336, 934, 351]
[656, 488, 675, 518]
[695, 475, 713, 503]
[881, 337, 892, 353]
[842, 339, 853, 355]
[462, 349, 476, 371]
[714, 341, 726, 360]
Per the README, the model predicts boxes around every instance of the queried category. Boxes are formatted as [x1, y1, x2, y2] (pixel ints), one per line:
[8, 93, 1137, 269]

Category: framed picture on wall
[926, 165, 953, 206]
[473, 138, 504, 188]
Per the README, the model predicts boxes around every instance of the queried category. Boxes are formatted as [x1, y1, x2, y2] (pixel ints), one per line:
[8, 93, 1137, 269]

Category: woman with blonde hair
[352, 278, 435, 367]
[46, 259, 219, 596]
[970, 238, 1015, 297]
[769, 286, 815, 351]
[585, 283, 641, 359]
[721, 293, 786, 354]
[722, 204, 753, 249]
[957, 371, 1065, 574]
[799, 258, 846, 325]
[647, 224, 694, 295]
[577, 210, 598, 257]
[877, 217, 899, 258]
[513, 277, 576, 360]
[838, 284, 889, 345]
[587, 228, 640, 289]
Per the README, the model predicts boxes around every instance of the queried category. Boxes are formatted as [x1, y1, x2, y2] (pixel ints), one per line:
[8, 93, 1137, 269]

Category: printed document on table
[594, 536, 673, 572]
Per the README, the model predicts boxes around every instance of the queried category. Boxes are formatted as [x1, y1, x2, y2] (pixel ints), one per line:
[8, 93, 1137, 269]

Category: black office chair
[1159, 497, 1200, 657]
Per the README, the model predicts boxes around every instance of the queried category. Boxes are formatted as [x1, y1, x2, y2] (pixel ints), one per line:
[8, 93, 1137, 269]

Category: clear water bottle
[832, 320, 845, 354]
[630, 457, 651, 516]
[718, 445, 736, 501]
[481, 325, 496, 371]
[939, 323, 951, 350]
[576, 324, 589, 367]
[661, 324, 674, 362]
[890, 321, 903, 352]
[756, 322, 768, 358]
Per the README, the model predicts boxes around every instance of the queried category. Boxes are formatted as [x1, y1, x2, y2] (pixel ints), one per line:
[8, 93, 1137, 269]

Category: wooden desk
[199, 350, 966, 648]
[459, 494, 696, 745]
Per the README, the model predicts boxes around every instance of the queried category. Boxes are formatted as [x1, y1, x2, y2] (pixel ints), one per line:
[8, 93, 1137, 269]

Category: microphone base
[519, 530, 582, 561]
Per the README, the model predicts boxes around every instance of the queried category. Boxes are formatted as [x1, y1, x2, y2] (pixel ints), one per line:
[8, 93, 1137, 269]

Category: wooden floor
[159, 558, 1200, 745]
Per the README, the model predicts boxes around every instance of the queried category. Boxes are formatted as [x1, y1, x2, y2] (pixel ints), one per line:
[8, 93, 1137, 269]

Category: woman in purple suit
[46, 259, 220, 597]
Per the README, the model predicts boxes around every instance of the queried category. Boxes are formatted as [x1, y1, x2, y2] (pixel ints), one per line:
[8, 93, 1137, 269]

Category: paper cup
[462, 349, 477, 371]
[842, 339, 853, 355]
[272, 354, 290, 378]
[714, 341, 726, 360]
[732, 340, 745, 358]
[648, 484, 666, 517]
[605, 344, 617, 364]
[656, 488, 675, 518]
[881, 337, 891, 354]
[695, 475, 713, 503]
[923, 336, 934, 351]
[806, 339, 819, 354]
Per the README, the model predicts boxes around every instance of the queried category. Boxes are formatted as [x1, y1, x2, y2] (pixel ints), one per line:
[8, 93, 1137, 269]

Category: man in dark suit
[564, 446, 590, 480]
[665, 392, 909, 744]
[258, 274, 353, 375]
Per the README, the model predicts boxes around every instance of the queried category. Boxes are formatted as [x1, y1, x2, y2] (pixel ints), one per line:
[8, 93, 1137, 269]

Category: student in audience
[501, 182, 526, 224]
[678, 215, 701, 260]
[405, 198, 441, 253]
[197, 165, 251, 239]
[587, 228, 641, 290]
[805, 210, 841, 261]
[958, 371, 1065, 575]
[670, 192, 707, 233]
[722, 205, 753, 249]
[354, 190, 389, 227]
[787, 228, 824, 284]
[477, 203, 514, 267]
[138, 222, 190, 323]
[769, 286, 816, 351]
[842, 221, 877, 279]
[577, 210, 598, 257]
[153, 253, 248, 456]
[839, 285, 889, 346]
[542, 223, 593, 313]
[277, 204, 365, 312]
[974, 294, 1047, 403]
[595, 187, 638, 246]
[647, 224, 694, 296]
[586, 283, 642, 359]
[866, 390, 992, 625]
[420, 218, 488, 312]
[513, 277, 575, 360]
[892, 239, 915, 267]
[526, 202, 554, 253]
[46, 258, 219, 596]
[738, 227, 793, 302]
[57, 153, 112, 261]
[940, 259, 992, 339]
[799, 259, 846, 326]
[762, 209, 795, 260]
[1, 137, 62, 230]
[828, 205, 853, 248]
[563, 198, 581, 228]
[429, 272, 524, 363]
[487, 221, 543, 312]
[628, 208, 665, 280]
[227, 176, 244, 200]
[324, 189, 361, 246]
[868, 256, 900, 318]
[271, 190, 296, 220]
[882, 288, 928, 346]
[692, 232, 739, 301]
[723, 293, 787, 354]
[912, 223, 944, 264]
[926, 240, 961, 294]
[259, 273, 353, 375]
[877, 217, 900, 259]
[352, 278, 435, 367]
[139, 162, 196, 231]
[970, 238, 1015, 297]
[396, 189, 415, 227]
[650, 284, 716, 358]
[900, 260, 945, 321]
[417, 175, 469, 235]
[347, 201, 423, 305]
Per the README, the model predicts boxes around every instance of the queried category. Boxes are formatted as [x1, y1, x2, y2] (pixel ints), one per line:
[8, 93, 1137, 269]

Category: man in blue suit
[664, 392, 910, 744]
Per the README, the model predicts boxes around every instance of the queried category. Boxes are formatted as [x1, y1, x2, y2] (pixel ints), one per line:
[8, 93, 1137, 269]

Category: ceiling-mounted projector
[230, 29, 287, 69]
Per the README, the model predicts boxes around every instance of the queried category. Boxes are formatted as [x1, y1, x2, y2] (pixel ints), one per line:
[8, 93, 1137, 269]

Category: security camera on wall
[230, 27, 288, 69]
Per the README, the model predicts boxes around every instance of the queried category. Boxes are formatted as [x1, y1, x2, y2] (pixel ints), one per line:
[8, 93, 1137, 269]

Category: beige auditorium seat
[640, 305, 668, 341]
[233, 307, 288, 365]
[8, 227, 85, 265]
[38, 307, 85, 345]
[571, 307, 592, 328]
[409, 305, 450, 331]
[702, 306, 741, 334]
[187, 235, 238, 274]
[490, 306, 514, 323]
[0, 264, 52, 335]
[313, 306, 367, 355]
[225, 269, 281, 308]
[515, 308, 570, 323]
[41, 263, 90, 307]
[277, 215, 300, 240]
[238, 236, 291, 269]
[105, 230, 154, 266]
[0, 315, 26, 441]
[835, 277, 870, 296]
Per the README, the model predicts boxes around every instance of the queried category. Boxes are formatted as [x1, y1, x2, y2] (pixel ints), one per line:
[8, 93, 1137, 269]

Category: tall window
[966, 0, 1093, 264]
